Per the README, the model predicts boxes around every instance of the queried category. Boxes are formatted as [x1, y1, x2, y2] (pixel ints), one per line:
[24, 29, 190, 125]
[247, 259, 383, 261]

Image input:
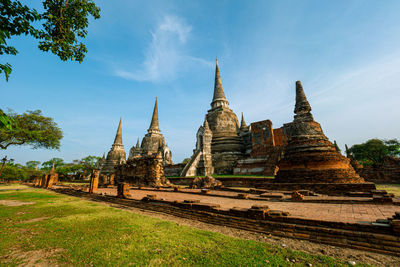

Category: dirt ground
[0, 200, 35, 206]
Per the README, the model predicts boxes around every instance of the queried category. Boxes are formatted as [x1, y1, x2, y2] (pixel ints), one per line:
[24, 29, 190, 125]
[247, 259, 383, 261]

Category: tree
[0, 110, 63, 150]
[80, 155, 100, 172]
[181, 158, 190, 164]
[1, 0, 101, 81]
[26, 160, 40, 169]
[348, 138, 400, 166]
[41, 157, 64, 170]
[0, 109, 15, 129]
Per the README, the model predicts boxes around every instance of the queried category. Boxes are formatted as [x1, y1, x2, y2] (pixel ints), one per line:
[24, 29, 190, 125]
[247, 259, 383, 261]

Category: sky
[2, 0, 400, 165]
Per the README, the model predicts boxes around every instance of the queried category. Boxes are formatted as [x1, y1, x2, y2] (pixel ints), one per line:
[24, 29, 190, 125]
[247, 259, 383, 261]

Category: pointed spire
[240, 112, 247, 129]
[136, 138, 140, 148]
[113, 118, 123, 145]
[294, 81, 312, 115]
[148, 97, 160, 133]
[203, 115, 210, 131]
[102, 153, 105, 159]
[211, 58, 229, 108]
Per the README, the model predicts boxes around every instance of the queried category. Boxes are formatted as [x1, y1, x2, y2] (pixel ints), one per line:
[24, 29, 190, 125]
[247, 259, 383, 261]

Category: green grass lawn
[0, 185, 360, 266]
[376, 184, 400, 197]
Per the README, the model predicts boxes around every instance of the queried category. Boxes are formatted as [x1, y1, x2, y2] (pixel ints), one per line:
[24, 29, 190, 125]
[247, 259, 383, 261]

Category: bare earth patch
[0, 200, 35, 206]
[2, 248, 63, 267]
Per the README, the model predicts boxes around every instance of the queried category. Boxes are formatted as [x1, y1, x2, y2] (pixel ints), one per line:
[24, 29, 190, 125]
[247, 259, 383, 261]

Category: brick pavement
[96, 187, 400, 224]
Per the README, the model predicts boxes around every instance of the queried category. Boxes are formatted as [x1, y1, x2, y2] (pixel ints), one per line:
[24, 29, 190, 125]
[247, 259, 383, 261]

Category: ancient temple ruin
[181, 59, 290, 176]
[100, 119, 126, 175]
[275, 81, 364, 183]
[128, 98, 172, 165]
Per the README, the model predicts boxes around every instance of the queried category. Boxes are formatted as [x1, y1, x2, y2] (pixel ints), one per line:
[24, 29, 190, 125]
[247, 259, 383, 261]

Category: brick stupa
[275, 81, 364, 183]
[100, 119, 126, 176]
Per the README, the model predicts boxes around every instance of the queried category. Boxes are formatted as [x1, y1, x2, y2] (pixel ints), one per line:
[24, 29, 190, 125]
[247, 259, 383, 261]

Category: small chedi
[275, 81, 364, 183]
[115, 153, 169, 187]
[128, 98, 172, 166]
[100, 119, 126, 175]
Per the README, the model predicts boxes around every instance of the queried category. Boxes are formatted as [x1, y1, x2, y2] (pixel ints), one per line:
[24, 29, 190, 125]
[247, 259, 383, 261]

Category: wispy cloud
[114, 15, 211, 82]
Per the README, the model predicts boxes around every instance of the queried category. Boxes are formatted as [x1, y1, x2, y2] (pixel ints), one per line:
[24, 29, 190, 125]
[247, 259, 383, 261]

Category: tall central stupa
[205, 59, 244, 173]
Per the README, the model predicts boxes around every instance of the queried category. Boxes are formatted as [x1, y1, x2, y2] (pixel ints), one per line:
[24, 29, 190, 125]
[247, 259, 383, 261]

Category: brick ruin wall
[354, 157, 400, 183]
[115, 155, 169, 187]
[234, 120, 289, 176]
[164, 163, 185, 177]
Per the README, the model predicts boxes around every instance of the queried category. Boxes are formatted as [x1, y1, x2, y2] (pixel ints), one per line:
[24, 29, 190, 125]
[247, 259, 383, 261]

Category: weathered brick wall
[164, 163, 185, 177]
[356, 157, 400, 183]
[234, 120, 289, 176]
[115, 155, 168, 187]
[249, 120, 275, 158]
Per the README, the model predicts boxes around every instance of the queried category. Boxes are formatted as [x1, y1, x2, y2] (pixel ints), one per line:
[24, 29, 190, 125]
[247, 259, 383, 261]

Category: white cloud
[114, 15, 211, 82]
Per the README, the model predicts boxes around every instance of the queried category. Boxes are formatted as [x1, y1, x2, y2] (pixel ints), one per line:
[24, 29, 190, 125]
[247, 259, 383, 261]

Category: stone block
[237, 193, 249, 199]
[229, 207, 249, 218]
[251, 204, 270, 210]
[260, 192, 284, 199]
[117, 183, 130, 198]
[247, 208, 266, 220]
[192, 203, 221, 211]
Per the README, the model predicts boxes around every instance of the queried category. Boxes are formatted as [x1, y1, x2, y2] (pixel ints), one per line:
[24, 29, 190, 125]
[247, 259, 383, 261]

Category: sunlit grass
[0, 185, 363, 266]
[376, 184, 400, 197]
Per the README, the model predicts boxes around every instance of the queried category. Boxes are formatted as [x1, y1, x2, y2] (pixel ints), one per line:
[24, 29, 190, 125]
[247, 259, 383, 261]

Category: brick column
[89, 170, 99, 194]
[117, 183, 130, 198]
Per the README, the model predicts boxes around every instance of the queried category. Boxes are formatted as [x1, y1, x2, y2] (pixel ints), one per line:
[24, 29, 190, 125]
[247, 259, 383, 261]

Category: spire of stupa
[203, 115, 210, 131]
[113, 118, 123, 145]
[211, 58, 229, 109]
[136, 138, 140, 148]
[240, 112, 247, 129]
[148, 98, 160, 133]
[294, 81, 314, 121]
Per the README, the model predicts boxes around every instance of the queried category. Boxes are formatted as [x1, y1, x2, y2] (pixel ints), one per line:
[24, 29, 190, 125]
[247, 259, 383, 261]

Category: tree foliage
[0, 161, 43, 181]
[181, 158, 190, 164]
[25, 160, 40, 169]
[0, 109, 15, 129]
[41, 157, 64, 170]
[80, 155, 100, 171]
[0, 0, 100, 81]
[348, 138, 400, 165]
[0, 110, 63, 150]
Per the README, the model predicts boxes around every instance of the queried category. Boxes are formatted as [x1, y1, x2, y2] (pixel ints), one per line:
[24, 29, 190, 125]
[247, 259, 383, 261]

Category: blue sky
[2, 0, 400, 165]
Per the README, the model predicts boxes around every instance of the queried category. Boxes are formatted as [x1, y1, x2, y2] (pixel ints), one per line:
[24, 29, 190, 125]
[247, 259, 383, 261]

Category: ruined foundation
[115, 154, 169, 187]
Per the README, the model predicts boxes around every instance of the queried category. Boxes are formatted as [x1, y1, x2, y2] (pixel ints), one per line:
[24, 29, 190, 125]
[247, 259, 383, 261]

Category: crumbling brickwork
[115, 154, 169, 187]
[354, 157, 400, 183]
[275, 81, 364, 184]
[89, 170, 99, 193]
[234, 120, 289, 176]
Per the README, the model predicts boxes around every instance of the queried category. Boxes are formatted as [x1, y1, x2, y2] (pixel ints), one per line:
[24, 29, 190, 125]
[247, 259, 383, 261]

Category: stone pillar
[33, 176, 40, 187]
[89, 170, 99, 194]
[117, 182, 130, 198]
[46, 173, 58, 189]
[41, 174, 49, 188]
[109, 174, 115, 185]
[99, 174, 107, 187]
